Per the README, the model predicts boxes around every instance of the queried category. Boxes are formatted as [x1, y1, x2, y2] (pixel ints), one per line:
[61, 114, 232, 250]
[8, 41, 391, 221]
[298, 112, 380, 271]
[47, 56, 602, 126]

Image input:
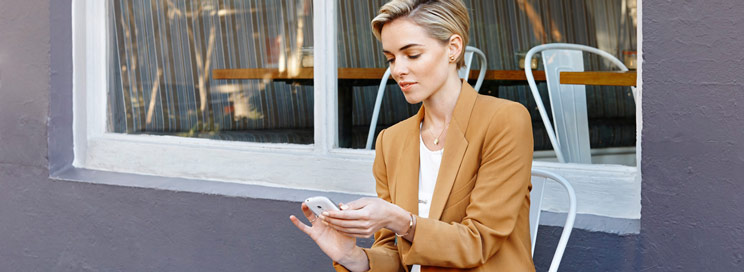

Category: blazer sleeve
[334, 129, 407, 272]
[399, 102, 534, 268]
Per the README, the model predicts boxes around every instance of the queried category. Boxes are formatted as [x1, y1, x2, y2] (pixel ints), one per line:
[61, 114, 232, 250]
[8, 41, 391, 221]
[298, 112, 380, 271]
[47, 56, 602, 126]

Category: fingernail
[340, 204, 348, 210]
[322, 211, 329, 216]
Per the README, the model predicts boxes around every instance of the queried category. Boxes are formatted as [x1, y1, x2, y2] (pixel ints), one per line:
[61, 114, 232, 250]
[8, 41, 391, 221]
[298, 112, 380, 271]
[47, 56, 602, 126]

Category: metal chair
[365, 46, 487, 149]
[524, 43, 636, 163]
[529, 168, 577, 272]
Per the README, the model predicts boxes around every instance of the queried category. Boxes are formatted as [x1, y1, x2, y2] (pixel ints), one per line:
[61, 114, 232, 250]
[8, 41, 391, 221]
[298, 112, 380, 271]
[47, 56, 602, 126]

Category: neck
[422, 72, 461, 126]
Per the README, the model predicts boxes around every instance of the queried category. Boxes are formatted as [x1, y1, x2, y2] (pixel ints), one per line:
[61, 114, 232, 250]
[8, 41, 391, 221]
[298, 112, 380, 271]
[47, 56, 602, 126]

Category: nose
[391, 59, 409, 80]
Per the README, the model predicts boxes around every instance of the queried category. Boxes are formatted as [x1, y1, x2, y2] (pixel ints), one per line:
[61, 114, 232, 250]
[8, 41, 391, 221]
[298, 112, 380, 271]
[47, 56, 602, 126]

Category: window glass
[337, 0, 637, 166]
[336, 0, 415, 149]
[107, 0, 314, 144]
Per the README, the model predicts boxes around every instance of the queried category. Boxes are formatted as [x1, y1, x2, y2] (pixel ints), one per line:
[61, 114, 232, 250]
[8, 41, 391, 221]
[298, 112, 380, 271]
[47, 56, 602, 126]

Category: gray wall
[640, 0, 744, 271]
[1, 0, 741, 271]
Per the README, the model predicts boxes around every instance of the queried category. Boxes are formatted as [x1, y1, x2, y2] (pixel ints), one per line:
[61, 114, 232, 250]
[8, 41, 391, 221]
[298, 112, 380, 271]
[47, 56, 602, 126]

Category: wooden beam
[337, 68, 386, 79]
[560, 71, 636, 86]
[212, 68, 314, 80]
[477, 70, 546, 81]
[213, 68, 548, 81]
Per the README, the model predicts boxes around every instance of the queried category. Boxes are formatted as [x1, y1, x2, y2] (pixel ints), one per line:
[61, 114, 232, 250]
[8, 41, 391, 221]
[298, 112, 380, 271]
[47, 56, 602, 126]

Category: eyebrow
[382, 43, 423, 54]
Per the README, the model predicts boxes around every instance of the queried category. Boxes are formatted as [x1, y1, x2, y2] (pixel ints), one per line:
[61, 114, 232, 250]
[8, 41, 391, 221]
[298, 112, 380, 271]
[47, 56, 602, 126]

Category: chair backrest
[365, 46, 487, 149]
[458, 46, 487, 91]
[529, 168, 577, 272]
[524, 43, 635, 163]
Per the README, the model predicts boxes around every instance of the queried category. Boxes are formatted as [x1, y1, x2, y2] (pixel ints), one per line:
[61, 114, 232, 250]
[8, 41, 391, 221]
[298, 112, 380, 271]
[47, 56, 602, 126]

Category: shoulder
[376, 110, 419, 146]
[474, 94, 530, 120]
[472, 95, 534, 159]
[471, 94, 532, 133]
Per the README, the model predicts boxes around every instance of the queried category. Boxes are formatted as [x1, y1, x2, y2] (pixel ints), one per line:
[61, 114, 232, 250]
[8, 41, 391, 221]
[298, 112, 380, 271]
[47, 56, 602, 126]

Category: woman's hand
[321, 197, 410, 238]
[290, 203, 359, 262]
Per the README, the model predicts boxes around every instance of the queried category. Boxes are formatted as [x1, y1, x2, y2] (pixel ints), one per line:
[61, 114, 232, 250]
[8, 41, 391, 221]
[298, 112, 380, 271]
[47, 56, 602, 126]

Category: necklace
[428, 121, 449, 145]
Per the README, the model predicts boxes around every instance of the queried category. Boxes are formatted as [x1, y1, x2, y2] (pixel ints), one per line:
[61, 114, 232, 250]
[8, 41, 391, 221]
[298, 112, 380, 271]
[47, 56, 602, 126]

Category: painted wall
[640, 0, 744, 270]
[9, 0, 743, 271]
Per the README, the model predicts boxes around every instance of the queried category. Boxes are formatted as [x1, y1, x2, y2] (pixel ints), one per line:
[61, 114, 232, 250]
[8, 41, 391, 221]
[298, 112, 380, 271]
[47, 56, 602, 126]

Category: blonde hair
[371, 0, 470, 69]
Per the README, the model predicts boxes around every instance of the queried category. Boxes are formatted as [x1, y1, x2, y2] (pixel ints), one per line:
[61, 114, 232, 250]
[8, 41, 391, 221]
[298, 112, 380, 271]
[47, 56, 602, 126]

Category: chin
[402, 93, 424, 105]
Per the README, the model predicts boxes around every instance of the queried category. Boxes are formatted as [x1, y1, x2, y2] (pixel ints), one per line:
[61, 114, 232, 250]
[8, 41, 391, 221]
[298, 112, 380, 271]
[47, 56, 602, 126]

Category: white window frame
[72, 0, 643, 228]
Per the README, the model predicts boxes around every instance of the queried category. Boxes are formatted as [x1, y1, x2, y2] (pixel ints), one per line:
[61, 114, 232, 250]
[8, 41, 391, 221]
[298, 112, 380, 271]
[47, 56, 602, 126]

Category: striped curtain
[107, 0, 315, 144]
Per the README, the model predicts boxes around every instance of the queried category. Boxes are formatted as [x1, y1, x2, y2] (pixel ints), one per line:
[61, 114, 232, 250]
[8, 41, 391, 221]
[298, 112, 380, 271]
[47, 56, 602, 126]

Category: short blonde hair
[371, 0, 470, 69]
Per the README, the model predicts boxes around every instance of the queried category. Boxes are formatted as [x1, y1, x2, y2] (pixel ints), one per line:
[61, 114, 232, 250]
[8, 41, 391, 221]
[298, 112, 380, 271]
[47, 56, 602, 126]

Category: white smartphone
[304, 196, 340, 216]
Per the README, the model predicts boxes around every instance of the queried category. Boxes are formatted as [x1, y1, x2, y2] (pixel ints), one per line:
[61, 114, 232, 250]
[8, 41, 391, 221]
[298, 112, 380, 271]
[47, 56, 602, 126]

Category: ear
[448, 34, 464, 59]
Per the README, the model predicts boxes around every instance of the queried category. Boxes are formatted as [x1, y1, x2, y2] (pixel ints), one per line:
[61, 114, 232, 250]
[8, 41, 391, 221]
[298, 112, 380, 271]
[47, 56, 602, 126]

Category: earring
[450, 56, 456, 62]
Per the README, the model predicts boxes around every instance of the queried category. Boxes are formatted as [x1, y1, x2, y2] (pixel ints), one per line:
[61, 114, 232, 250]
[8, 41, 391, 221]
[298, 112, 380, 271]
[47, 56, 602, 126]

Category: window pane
[107, 0, 314, 144]
[336, 0, 414, 149]
[338, 0, 637, 166]
[469, 0, 638, 160]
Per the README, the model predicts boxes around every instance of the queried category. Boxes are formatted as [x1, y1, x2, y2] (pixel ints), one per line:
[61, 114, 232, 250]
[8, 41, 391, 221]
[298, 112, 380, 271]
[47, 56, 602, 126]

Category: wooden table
[213, 68, 547, 81]
[213, 68, 635, 86]
[559, 71, 636, 86]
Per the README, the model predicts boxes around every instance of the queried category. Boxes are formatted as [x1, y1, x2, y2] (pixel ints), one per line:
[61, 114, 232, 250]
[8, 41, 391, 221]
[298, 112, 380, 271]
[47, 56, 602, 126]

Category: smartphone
[304, 196, 340, 216]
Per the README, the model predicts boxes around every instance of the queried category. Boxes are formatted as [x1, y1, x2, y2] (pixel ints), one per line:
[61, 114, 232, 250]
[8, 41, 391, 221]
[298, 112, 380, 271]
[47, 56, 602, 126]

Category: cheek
[418, 56, 447, 78]
[427, 58, 450, 80]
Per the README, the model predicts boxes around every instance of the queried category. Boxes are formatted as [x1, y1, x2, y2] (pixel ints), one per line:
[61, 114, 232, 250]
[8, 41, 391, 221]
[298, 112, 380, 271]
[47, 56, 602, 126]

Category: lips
[399, 81, 417, 92]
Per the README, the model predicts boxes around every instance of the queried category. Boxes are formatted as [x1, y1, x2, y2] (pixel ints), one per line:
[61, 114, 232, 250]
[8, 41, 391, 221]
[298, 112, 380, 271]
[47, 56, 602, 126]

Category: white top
[412, 126, 443, 272]
[417, 133, 443, 219]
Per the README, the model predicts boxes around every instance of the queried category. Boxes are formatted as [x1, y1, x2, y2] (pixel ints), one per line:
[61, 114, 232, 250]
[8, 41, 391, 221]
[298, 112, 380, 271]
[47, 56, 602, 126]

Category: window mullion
[313, 0, 338, 154]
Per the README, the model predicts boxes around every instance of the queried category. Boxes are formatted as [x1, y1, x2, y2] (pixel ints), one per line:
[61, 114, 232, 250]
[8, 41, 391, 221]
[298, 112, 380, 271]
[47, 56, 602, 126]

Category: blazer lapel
[394, 107, 425, 215]
[427, 81, 478, 220]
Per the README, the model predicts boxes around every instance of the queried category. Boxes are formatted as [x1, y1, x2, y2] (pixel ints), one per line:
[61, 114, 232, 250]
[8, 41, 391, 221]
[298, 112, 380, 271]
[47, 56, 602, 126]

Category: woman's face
[380, 18, 454, 104]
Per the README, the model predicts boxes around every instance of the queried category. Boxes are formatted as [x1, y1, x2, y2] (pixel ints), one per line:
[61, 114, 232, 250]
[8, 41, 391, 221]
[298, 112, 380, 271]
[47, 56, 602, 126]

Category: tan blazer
[335, 81, 534, 272]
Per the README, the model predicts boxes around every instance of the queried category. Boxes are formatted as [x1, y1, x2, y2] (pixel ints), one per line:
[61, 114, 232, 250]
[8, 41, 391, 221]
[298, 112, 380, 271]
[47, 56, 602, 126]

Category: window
[73, 0, 642, 233]
[107, 0, 314, 144]
[74, 0, 374, 194]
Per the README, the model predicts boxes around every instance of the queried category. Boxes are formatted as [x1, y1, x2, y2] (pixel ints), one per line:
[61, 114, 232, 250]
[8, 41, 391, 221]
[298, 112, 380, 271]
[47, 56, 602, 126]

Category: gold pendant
[434, 138, 439, 145]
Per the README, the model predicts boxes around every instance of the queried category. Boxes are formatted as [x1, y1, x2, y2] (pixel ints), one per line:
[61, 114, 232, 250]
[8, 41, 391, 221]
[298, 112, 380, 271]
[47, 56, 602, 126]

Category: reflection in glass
[107, 0, 314, 144]
[338, 0, 638, 166]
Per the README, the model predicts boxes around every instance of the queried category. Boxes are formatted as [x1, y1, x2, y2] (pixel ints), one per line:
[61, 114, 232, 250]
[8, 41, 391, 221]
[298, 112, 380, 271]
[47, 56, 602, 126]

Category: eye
[386, 58, 395, 64]
[409, 54, 421, 59]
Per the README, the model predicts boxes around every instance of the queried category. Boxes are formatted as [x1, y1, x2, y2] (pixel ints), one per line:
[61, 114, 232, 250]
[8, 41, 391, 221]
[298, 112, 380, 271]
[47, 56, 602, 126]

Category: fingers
[320, 214, 379, 238]
[324, 208, 369, 220]
[326, 197, 390, 220]
[324, 198, 373, 219]
[323, 222, 376, 238]
[340, 197, 372, 211]
[301, 202, 317, 220]
[321, 215, 369, 229]
[289, 215, 314, 237]
[295, 203, 321, 227]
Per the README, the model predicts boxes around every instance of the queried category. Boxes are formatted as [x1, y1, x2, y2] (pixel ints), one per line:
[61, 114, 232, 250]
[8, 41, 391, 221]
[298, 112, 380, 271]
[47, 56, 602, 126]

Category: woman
[289, 0, 534, 271]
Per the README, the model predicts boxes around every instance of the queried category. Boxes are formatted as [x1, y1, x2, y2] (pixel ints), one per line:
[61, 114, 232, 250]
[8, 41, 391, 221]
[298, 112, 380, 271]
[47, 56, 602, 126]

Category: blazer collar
[395, 80, 478, 220]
